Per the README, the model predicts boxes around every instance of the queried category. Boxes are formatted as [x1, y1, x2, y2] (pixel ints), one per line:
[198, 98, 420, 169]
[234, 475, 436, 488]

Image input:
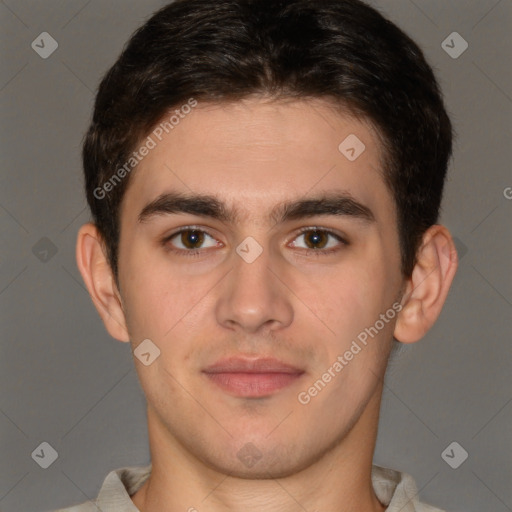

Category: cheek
[303, 258, 397, 358]
[119, 251, 176, 340]
[120, 251, 216, 349]
[280, 268, 371, 368]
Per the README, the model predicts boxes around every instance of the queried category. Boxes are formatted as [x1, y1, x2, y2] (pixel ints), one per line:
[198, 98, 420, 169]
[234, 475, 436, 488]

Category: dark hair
[83, 0, 453, 281]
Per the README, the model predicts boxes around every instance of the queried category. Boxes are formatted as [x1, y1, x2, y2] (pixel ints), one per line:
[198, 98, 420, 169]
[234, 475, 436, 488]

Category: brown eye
[291, 229, 345, 253]
[165, 228, 219, 252]
[179, 230, 205, 249]
[303, 230, 329, 249]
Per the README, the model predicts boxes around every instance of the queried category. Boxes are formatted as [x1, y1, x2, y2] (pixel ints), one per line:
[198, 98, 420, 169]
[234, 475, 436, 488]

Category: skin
[76, 97, 458, 512]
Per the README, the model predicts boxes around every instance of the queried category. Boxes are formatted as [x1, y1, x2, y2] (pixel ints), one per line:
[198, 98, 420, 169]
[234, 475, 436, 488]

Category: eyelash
[161, 225, 348, 258]
[292, 227, 348, 256]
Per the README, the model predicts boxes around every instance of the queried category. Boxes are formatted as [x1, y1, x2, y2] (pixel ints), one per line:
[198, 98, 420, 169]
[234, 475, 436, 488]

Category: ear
[394, 225, 458, 344]
[76, 223, 130, 342]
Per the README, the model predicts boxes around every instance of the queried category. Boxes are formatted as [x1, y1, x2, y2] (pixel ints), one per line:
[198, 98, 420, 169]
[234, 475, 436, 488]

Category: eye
[164, 227, 220, 253]
[290, 228, 347, 254]
[162, 226, 347, 258]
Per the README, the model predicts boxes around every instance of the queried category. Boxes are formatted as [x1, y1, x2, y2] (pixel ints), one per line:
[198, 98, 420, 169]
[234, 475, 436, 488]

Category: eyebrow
[138, 190, 375, 226]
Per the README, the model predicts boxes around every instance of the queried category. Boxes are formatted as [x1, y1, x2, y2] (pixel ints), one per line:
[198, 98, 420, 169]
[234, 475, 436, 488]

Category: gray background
[0, 1, 510, 511]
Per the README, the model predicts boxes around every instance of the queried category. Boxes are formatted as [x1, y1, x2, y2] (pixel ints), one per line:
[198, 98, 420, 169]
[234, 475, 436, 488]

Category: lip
[204, 357, 303, 374]
[203, 357, 305, 398]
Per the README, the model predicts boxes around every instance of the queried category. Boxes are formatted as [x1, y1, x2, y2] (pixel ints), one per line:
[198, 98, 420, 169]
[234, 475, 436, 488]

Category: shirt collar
[95, 464, 441, 512]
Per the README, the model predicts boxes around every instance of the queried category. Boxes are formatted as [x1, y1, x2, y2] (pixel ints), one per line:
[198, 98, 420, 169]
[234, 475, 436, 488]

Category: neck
[132, 387, 386, 512]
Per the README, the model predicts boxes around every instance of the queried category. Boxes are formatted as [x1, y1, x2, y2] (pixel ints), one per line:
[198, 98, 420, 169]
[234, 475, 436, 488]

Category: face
[116, 98, 405, 477]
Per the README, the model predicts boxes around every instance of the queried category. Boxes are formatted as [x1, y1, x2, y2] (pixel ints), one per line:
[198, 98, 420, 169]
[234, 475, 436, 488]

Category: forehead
[120, 97, 394, 226]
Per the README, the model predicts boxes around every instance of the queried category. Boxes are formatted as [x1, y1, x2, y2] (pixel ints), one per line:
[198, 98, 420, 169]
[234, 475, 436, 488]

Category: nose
[215, 243, 294, 334]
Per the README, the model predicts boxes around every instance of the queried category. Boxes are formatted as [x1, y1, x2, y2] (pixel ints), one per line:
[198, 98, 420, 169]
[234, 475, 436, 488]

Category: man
[61, 0, 458, 510]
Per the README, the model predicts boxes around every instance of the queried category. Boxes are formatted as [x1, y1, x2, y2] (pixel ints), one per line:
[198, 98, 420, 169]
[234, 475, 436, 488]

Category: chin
[195, 434, 333, 480]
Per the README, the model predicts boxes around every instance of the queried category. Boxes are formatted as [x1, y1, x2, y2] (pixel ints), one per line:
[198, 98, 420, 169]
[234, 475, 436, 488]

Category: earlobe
[75, 223, 130, 342]
[394, 225, 458, 344]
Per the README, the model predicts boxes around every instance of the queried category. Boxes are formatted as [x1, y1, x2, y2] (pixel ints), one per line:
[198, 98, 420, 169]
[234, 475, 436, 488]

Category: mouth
[202, 357, 305, 398]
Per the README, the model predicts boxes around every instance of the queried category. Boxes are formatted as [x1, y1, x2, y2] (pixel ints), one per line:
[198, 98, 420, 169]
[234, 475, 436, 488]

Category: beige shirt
[52, 464, 445, 512]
